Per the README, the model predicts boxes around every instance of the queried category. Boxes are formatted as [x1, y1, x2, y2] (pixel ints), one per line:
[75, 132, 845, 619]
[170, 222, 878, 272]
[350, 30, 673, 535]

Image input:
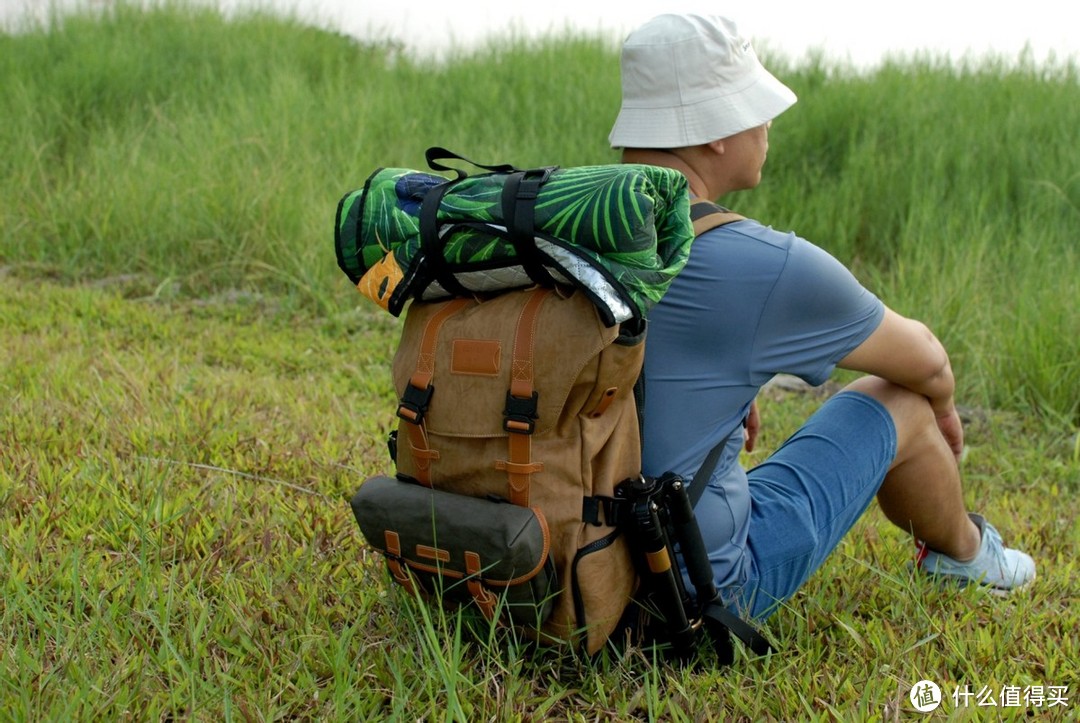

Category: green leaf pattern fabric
[334, 163, 694, 325]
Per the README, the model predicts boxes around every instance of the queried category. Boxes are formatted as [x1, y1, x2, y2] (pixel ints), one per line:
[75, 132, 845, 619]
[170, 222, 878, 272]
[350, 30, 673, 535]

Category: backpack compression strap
[396, 297, 473, 487]
[494, 287, 550, 507]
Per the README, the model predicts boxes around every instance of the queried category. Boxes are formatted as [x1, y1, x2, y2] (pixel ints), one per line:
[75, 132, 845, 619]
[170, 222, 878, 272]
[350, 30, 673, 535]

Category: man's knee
[843, 376, 936, 443]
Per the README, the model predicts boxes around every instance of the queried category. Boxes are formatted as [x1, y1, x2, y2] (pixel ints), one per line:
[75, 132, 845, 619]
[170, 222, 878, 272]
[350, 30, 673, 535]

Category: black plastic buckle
[386, 430, 398, 462]
[516, 166, 556, 200]
[397, 383, 434, 425]
[502, 390, 539, 434]
[582, 496, 631, 527]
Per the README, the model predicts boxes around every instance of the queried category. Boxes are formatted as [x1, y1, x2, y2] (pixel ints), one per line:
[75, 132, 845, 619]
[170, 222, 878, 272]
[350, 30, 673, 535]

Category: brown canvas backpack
[346, 152, 772, 660]
[358, 285, 641, 653]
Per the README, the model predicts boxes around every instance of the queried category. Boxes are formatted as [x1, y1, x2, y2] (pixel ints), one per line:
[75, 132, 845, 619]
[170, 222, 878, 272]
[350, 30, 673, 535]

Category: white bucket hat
[609, 14, 797, 148]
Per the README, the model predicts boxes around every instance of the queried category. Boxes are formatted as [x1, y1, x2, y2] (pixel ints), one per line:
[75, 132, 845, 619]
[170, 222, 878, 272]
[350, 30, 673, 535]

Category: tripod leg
[629, 496, 696, 657]
[662, 474, 718, 607]
[662, 474, 776, 661]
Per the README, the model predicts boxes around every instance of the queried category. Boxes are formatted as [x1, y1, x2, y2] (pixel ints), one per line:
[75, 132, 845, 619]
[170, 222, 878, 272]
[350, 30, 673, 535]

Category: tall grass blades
[2, 3, 1076, 423]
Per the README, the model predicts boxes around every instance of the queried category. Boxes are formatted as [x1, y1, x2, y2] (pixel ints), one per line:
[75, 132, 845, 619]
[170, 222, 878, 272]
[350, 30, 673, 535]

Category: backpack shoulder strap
[690, 199, 745, 236]
[688, 441, 724, 509]
[701, 600, 775, 663]
[685, 198, 743, 509]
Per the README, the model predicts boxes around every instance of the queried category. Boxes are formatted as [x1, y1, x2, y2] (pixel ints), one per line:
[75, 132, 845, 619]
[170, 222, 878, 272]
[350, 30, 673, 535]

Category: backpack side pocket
[351, 475, 557, 625]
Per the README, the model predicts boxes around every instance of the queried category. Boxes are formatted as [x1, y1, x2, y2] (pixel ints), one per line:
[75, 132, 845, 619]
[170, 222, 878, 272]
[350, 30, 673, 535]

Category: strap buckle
[582, 496, 631, 527]
[397, 383, 434, 425]
[502, 391, 539, 434]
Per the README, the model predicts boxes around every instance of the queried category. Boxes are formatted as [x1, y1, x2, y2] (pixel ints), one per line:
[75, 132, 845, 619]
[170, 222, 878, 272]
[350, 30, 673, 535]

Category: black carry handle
[425, 146, 519, 180]
[424, 146, 560, 288]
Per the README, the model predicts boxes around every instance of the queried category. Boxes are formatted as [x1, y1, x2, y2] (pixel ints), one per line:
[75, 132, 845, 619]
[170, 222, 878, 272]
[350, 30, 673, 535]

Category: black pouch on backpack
[350, 475, 558, 626]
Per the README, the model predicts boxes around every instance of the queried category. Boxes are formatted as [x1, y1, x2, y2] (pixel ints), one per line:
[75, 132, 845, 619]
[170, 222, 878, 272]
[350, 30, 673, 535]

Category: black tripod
[615, 472, 773, 664]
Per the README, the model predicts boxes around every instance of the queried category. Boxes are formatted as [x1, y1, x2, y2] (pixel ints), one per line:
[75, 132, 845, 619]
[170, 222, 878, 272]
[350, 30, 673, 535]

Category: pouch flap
[351, 475, 550, 586]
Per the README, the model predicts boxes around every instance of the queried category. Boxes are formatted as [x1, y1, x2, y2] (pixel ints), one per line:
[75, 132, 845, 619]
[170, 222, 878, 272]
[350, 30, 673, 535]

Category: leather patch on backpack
[451, 338, 501, 376]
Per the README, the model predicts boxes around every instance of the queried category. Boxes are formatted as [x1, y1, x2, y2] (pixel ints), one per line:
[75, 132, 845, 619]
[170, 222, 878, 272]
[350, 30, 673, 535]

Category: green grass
[2, 2, 1079, 720]
[2, 2, 1076, 423]
[3, 277, 1077, 720]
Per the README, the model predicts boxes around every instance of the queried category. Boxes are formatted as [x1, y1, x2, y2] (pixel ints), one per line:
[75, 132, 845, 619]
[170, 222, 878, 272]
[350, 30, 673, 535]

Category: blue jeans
[735, 391, 897, 618]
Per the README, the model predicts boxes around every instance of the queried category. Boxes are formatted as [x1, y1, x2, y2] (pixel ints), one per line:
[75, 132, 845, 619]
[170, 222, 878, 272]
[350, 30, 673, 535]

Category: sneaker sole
[909, 562, 1036, 596]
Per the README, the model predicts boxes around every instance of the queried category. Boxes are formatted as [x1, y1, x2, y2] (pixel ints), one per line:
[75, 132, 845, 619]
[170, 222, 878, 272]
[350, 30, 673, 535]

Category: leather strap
[408, 297, 472, 393]
[464, 551, 498, 621]
[495, 288, 550, 506]
[384, 531, 417, 596]
[510, 287, 549, 399]
[398, 298, 472, 486]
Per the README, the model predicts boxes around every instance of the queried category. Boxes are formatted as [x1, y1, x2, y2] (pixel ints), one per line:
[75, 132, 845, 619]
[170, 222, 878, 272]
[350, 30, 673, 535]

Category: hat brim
[609, 65, 797, 149]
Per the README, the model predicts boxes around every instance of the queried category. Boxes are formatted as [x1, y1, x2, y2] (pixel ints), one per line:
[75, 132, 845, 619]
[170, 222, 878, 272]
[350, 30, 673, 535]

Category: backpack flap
[351, 475, 557, 626]
[393, 287, 619, 441]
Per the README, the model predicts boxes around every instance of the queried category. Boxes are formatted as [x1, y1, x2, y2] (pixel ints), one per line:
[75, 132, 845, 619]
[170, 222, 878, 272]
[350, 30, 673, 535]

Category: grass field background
[1, 2, 1078, 720]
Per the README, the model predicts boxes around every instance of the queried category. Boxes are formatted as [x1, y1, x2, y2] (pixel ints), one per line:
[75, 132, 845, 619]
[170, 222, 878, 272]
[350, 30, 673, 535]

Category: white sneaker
[916, 513, 1036, 592]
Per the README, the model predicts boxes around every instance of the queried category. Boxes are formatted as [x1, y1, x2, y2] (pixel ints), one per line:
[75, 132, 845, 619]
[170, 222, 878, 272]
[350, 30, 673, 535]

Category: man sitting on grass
[609, 13, 1035, 619]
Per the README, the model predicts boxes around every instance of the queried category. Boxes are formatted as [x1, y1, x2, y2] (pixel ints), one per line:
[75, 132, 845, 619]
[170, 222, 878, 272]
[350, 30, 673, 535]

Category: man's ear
[706, 138, 725, 156]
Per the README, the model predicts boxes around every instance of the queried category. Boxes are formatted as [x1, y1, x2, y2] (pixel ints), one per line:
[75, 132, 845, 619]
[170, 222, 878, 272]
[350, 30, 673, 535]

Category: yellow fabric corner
[357, 250, 403, 311]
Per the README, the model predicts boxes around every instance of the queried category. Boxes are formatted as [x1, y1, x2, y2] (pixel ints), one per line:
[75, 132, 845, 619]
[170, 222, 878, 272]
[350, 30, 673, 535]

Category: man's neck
[620, 148, 714, 200]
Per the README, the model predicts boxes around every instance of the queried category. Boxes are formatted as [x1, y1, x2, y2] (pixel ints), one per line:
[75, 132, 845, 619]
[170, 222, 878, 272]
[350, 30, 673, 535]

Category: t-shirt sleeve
[752, 236, 885, 386]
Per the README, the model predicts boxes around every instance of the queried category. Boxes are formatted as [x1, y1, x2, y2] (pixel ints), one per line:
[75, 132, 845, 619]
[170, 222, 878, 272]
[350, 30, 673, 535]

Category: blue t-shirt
[641, 218, 885, 589]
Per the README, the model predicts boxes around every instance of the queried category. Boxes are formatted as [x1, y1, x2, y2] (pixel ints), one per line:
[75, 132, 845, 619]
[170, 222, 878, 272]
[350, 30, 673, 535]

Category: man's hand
[744, 399, 761, 452]
[936, 407, 965, 460]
